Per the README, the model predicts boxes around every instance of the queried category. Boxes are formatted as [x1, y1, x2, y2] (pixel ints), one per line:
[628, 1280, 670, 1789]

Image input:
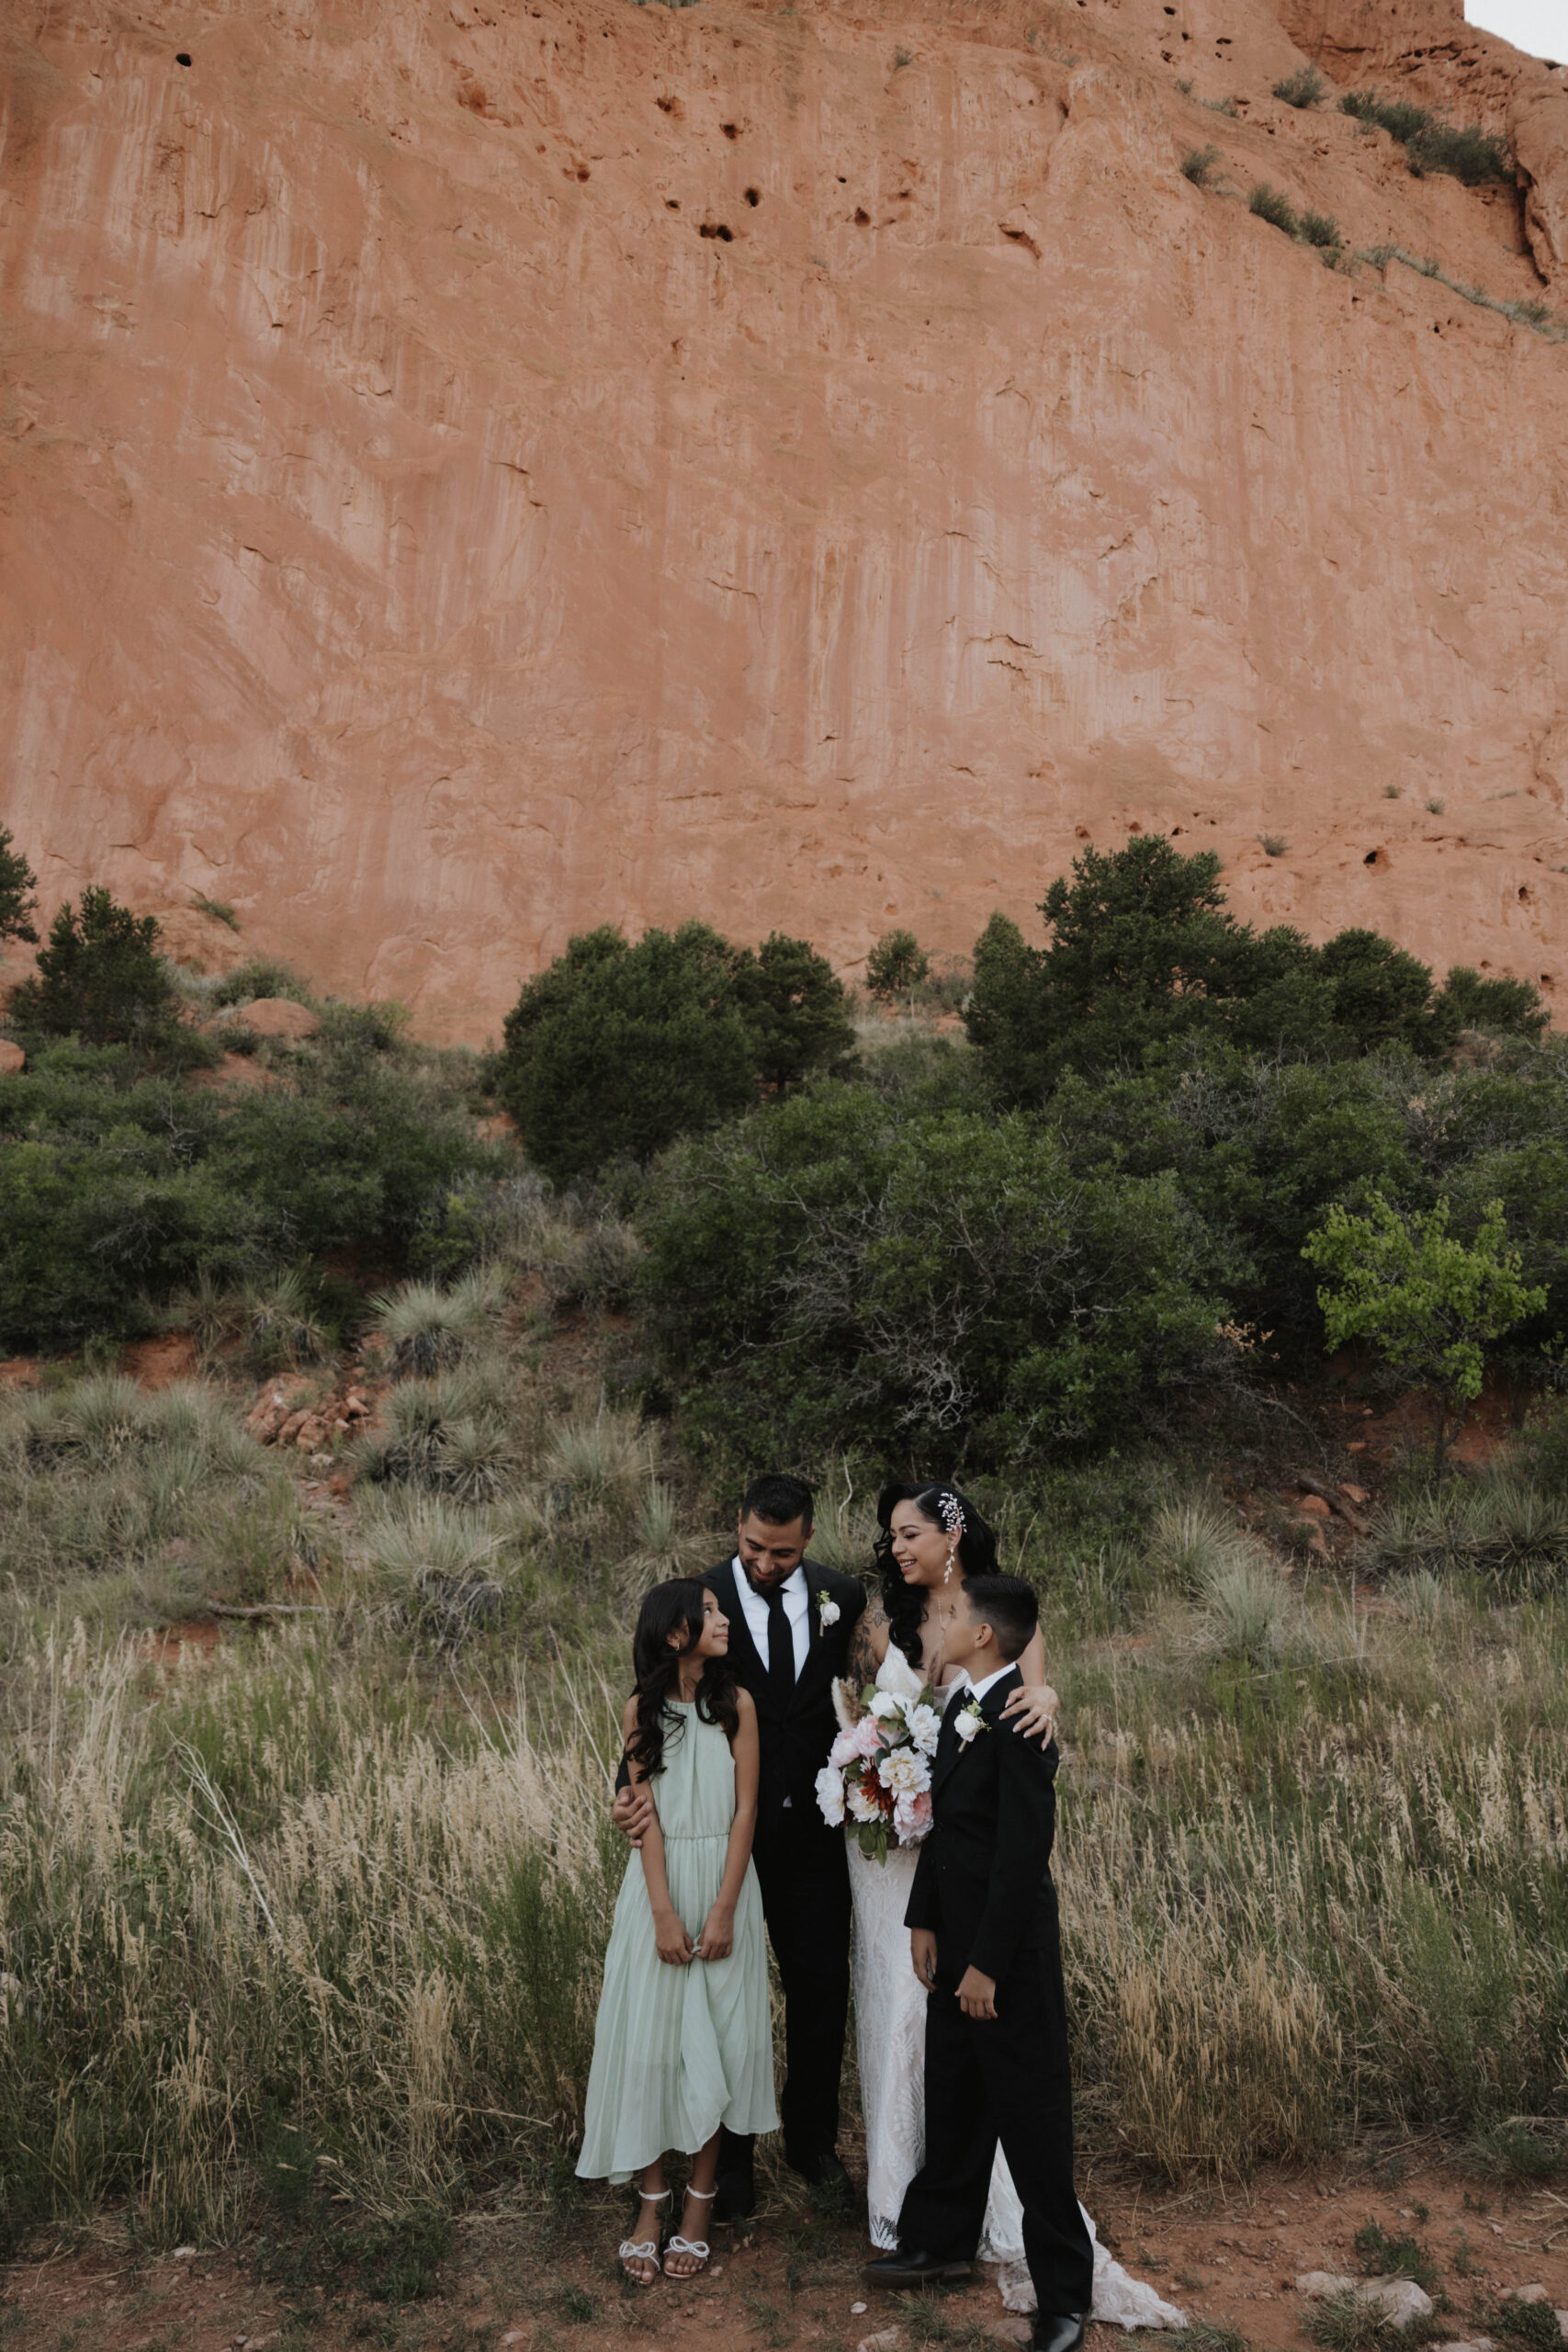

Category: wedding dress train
[846, 1647, 1186, 2326]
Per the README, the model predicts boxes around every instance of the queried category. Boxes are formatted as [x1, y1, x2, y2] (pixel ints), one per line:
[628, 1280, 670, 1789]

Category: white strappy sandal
[663, 2184, 716, 2278]
[619, 2187, 671, 2287]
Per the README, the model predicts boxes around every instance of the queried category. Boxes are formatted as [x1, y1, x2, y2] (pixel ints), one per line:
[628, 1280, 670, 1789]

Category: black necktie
[762, 1583, 795, 1713]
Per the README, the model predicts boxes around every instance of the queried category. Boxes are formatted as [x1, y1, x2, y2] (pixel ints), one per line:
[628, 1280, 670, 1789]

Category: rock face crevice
[2, 0, 1566, 1037]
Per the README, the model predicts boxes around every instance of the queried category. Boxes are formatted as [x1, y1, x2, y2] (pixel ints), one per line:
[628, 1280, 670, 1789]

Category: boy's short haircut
[963, 1574, 1038, 1663]
[741, 1472, 815, 1531]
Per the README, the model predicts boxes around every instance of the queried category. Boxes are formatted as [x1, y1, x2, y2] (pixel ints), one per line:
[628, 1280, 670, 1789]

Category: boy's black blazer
[904, 1661, 1061, 1984]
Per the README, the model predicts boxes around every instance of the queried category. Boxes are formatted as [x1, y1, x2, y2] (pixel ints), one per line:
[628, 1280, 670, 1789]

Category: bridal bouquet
[815, 1683, 943, 1862]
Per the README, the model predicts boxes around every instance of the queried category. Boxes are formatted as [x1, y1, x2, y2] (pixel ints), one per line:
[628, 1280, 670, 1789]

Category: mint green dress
[578, 1700, 777, 2183]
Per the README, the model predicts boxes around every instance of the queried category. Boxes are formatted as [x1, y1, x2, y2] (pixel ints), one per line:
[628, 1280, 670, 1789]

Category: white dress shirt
[732, 1555, 811, 1679]
[961, 1658, 1018, 1706]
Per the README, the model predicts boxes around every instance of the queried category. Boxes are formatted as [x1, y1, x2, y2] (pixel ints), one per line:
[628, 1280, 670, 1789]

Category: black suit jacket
[904, 1663, 1062, 1985]
[701, 1555, 866, 1839]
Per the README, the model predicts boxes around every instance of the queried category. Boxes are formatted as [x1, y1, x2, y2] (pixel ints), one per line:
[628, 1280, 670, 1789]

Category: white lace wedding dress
[845, 1647, 1186, 2327]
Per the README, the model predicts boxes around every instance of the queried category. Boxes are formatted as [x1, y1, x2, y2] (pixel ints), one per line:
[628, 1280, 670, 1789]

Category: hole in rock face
[854, 206, 871, 223]
[1518, 884, 1532, 903]
[1364, 849, 1381, 866]
[175, 50, 192, 63]
[699, 221, 734, 240]
[745, 186, 760, 204]
[721, 121, 739, 138]
[667, 198, 680, 209]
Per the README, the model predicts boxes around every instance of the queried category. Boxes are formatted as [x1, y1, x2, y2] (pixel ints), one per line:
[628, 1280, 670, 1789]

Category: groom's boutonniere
[817, 1591, 840, 1631]
[953, 1696, 989, 1746]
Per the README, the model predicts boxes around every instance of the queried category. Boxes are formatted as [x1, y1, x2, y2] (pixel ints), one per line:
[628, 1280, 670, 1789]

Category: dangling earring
[943, 1550, 956, 1586]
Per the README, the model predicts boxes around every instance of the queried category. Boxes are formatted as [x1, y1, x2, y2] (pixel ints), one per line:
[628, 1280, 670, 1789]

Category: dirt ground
[6, 2154, 1566, 2352]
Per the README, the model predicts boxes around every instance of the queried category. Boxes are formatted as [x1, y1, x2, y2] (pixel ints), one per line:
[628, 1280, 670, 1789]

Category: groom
[612, 1472, 866, 2218]
[863, 1574, 1094, 2352]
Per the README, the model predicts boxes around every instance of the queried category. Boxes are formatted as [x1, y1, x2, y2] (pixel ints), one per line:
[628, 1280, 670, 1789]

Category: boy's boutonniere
[817, 1590, 840, 1631]
[953, 1695, 990, 1746]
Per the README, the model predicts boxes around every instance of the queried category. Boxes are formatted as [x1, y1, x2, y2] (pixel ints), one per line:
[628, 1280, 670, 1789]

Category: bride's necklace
[919, 1589, 963, 1670]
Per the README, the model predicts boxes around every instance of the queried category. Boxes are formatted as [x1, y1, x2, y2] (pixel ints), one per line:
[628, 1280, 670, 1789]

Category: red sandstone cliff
[2, 0, 1566, 1037]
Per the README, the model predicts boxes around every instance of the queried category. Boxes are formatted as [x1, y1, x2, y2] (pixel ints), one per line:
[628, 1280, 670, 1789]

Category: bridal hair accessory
[817, 1591, 840, 1630]
[937, 1490, 965, 1537]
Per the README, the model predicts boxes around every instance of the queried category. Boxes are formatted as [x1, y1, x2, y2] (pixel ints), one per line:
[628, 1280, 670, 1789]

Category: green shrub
[1354, 2217, 1438, 2290]
[1300, 209, 1344, 254]
[866, 927, 931, 1003]
[1339, 89, 1511, 183]
[0, 828, 38, 945]
[1438, 965, 1548, 1040]
[0, 1040, 495, 1352]
[1249, 182, 1300, 234]
[188, 894, 240, 932]
[209, 956, 316, 1008]
[7, 888, 181, 1050]
[1273, 64, 1326, 107]
[638, 1084, 1222, 1465]
[498, 922, 853, 1182]
[1181, 144, 1221, 186]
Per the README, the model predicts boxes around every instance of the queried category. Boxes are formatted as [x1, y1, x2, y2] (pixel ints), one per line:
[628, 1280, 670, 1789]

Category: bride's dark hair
[626, 1577, 740, 1780]
[873, 1482, 1000, 1669]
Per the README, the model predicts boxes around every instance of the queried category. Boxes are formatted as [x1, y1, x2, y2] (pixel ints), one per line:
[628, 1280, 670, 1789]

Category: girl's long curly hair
[626, 1577, 740, 1780]
[873, 1481, 1000, 1670]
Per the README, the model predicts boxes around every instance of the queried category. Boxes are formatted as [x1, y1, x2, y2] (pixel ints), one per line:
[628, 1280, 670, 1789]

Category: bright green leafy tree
[1303, 1192, 1547, 1475]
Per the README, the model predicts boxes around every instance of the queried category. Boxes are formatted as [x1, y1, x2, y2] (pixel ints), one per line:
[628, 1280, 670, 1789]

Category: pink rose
[894, 1789, 932, 1844]
[852, 1716, 884, 1760]
[829, 1728, 860, 1769]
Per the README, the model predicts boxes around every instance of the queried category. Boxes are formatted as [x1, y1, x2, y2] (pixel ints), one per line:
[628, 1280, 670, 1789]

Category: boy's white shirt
[957, 1659, 1016, 1704]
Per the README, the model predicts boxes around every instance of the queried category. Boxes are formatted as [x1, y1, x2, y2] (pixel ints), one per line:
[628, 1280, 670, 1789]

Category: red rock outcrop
[3, 0, 1566, 1038]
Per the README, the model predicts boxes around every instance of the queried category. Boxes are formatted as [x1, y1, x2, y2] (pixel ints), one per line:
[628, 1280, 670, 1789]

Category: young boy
[861, 1575, 1094, 2352]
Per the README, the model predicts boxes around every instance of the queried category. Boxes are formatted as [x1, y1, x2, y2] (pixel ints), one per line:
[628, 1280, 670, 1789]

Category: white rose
[906, 1703, 942, 1757]
[877, 1747, 931, 1795]
[953, 1701, 987, 1746]
[869, 1690, 905, 1723]
[846, 1779, 883, 1823]
[815, 1764, 846, 1827]
[818, 1597, 840, 1628]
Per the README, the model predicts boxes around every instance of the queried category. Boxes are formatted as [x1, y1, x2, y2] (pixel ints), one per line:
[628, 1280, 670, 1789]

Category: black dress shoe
[1032, 2312, 1087, 2352]
[861, 2249, 975, 2289]
[711, 2166, 755, 2223]
[787, 2146, 851, 2192]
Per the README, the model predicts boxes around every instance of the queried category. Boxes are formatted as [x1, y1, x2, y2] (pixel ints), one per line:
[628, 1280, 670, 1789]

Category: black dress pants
[718, 1806, 851, 2176]
[897, 1959, 1094, 2317]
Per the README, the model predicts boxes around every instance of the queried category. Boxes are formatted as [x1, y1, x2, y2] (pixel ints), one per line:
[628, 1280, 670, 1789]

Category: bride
[829, 1481, 1184, 2328]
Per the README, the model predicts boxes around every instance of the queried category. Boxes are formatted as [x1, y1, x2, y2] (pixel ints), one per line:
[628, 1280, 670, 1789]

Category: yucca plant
[370, 1270, 504, 1378]
[1145, 1497, 1252, 1592]
[544, 1402, 649, 1493]
[243, 1268, 329, 1375]
[1195, 1553, 1291, 1664]
[363, 1494, 505, 1646]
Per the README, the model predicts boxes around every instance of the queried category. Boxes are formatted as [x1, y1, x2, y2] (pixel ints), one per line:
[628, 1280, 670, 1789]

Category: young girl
[577, 1578, 777, 2284]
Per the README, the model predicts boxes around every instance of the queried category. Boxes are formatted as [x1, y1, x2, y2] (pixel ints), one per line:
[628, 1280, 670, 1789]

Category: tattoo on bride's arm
[844, 1590, 886, 1690]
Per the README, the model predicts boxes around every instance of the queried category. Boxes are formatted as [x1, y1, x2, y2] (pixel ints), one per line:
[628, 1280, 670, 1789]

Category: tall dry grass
[0, 1623, 624, 2246]
[4, 1349, 1568, 2246]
